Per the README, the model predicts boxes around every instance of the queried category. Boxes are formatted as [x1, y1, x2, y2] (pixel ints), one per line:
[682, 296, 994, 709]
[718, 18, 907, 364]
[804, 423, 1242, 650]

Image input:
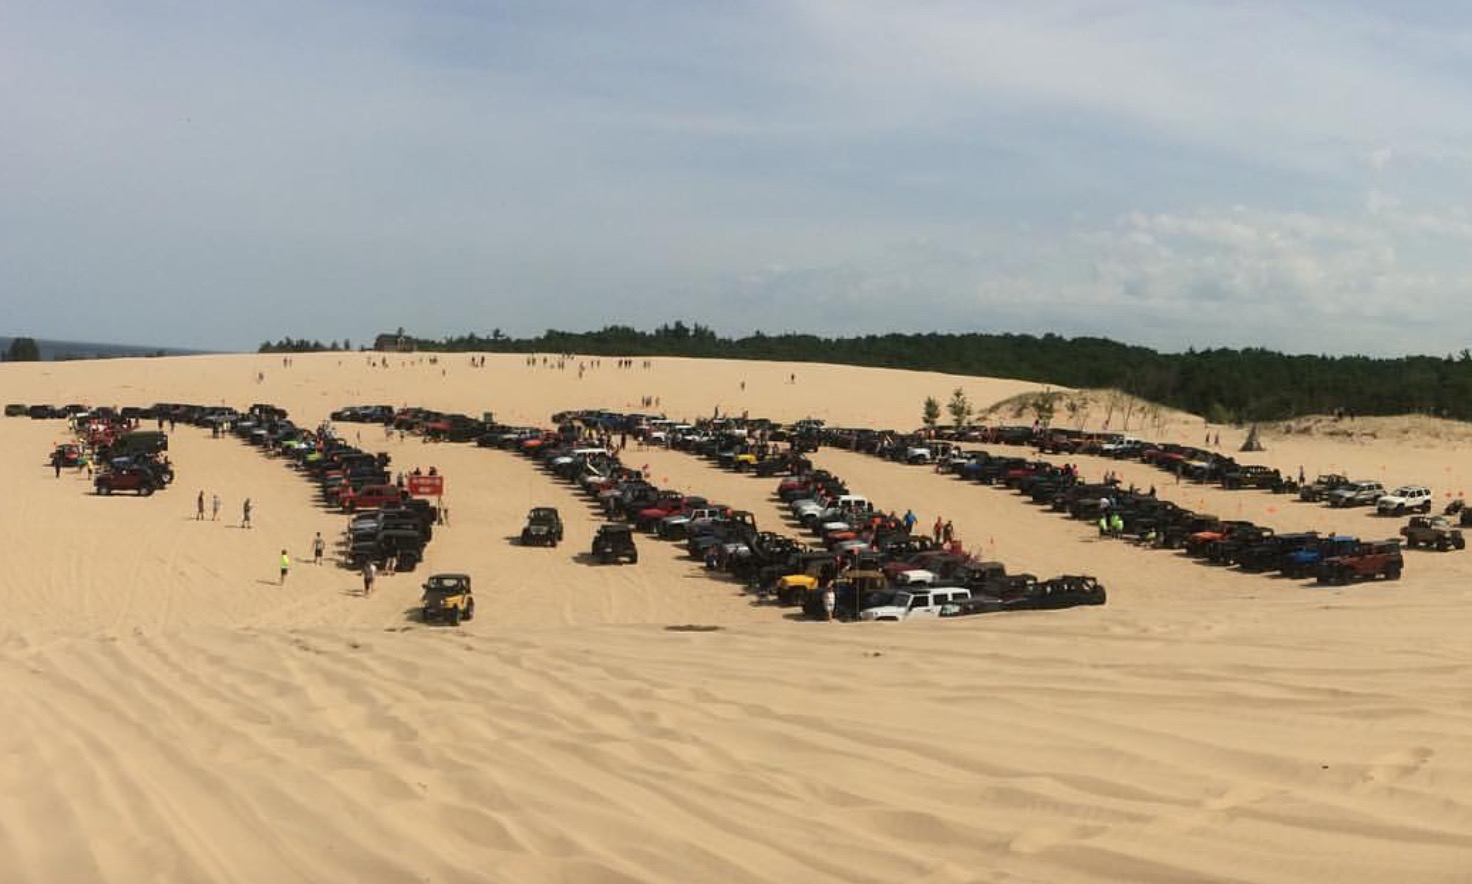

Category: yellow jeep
[421, 573, 475, 625]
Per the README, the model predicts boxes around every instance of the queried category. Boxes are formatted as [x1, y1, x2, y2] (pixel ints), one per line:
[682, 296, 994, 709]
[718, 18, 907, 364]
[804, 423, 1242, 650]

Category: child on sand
[279, 550, 290, 585]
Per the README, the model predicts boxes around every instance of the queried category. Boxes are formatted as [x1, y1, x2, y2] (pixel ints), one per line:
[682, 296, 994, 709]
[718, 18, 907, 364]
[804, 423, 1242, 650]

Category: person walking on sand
[933, 516, 944, 544]
[362, 561, 377, 596]
[312, 531, 325, 565]
[822, 584, 836, 622]
[196, 490, 205, 520]
[241, 497, 253, 529]
[211, 493, 221, 521]
[279, 549, 290, 585]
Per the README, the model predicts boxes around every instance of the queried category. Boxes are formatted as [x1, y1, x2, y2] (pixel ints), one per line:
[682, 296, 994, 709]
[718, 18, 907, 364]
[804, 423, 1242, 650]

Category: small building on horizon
[373, 332, 414, 353]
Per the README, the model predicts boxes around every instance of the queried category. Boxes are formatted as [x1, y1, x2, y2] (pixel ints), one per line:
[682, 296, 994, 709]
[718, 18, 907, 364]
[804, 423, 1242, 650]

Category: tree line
[257, 337, 352, 354]
[256, 324, 1472, 422]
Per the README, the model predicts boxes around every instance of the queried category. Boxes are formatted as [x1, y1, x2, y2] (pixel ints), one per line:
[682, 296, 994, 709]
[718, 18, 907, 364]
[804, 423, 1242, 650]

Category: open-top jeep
[591, 523, 638, 564]
[1220, 464, 1285, 491]
[1400, 516, 1465, 551]
[1299, 474, 1351, 503]
[1317, 540, 1404, 584]
[521, 507, 564, 547]
[421, 573, 475, 625]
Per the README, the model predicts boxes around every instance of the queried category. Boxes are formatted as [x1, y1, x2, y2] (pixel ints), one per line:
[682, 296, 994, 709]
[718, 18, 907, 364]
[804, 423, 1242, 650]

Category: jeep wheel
[141, 486, 154, 496]
[1386, 565, 1402, 580]
[1396, 504, 1406, 515]
[464, 599, 475, 621]
[628, 553, 638, 564]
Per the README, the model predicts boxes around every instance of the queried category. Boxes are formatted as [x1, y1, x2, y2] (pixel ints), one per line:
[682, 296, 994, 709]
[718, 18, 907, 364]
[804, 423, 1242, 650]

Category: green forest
[260, 324, 1472, 423]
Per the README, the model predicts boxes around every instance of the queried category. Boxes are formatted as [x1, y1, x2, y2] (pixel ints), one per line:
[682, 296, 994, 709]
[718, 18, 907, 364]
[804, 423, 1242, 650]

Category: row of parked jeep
[478, 412, 1107, 622]
[630, 416, 1108, 619]
[230, 405, 439, 572]
[820, 423, 1425, 586]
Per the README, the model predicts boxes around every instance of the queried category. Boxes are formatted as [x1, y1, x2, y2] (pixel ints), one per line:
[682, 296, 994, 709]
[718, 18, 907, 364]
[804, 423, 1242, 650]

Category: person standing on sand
[362, 561, 377, 596]
[279, 550, 290, 585]
[211, 493, 221, 521]
[196, 490, 205, 520]
[933, 516, 944, 544]
[242, 498, 253, 529]
[312, 531, 325, 565]
[822, 584, 836, 622]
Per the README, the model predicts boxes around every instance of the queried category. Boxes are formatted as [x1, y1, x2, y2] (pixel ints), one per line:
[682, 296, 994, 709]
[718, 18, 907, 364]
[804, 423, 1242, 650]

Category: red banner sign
[407, 475, 443, 497]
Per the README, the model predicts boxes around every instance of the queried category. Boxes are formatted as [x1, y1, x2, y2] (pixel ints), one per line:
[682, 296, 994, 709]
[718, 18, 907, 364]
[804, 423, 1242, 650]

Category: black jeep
[591, 523, 639, 564]
[521, 507, 564, 547]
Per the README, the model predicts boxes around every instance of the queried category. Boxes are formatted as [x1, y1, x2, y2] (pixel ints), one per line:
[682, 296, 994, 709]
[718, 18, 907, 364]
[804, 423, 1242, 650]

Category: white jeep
[1377, 485, 1433, 516]
[859, 587, 971, 621]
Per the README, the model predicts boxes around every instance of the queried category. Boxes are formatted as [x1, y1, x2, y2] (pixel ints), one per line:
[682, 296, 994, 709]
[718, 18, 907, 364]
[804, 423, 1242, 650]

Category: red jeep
[1317, 540, 1404, 584]
[95, 467, 160, 496]
[340, 483, 407, 512]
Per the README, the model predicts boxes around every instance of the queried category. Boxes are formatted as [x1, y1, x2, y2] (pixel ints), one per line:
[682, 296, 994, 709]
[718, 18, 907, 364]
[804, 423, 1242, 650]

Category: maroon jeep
[1317, 540, 1404, 585]
[635, 495, 708, 532]
[95, 467, 160, 496]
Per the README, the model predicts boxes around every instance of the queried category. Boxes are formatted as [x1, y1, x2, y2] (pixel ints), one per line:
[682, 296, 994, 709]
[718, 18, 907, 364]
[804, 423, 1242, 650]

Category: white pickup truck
[859, 587, 971, 621]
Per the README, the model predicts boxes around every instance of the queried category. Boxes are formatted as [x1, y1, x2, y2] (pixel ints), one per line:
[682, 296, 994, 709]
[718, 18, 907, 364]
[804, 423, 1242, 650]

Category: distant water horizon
[0, 336, 221, 361]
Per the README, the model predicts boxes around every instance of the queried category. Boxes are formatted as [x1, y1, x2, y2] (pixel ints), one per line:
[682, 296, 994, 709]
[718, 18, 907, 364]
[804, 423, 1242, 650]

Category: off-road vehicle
[1400, 516, 1465, 551]
[1326, 480, 1385, 509]
[1317, 540, 1404, 584]
[94, 467, 161, 496]
[1376, 485, 1434, 516]
[420, 573, 475, 625]
[591, 523, 638, 564]
[1220, 465, 1285, 491]
[1299, 474, 1351, 503]
[1281, 535, 1360, 578]
[520, 507, 564, 547]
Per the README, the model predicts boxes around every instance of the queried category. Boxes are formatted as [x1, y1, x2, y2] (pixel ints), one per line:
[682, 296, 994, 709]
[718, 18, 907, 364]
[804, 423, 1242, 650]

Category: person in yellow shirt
[279, 549, 290, 585]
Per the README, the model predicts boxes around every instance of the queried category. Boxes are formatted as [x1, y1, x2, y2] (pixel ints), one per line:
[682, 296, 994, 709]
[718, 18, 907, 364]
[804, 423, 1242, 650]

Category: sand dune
[3, 352, 1472, 882]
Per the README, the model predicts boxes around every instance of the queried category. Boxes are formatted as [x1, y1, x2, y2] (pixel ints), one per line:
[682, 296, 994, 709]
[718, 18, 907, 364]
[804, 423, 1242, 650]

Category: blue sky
[5, 1, 1472, 355]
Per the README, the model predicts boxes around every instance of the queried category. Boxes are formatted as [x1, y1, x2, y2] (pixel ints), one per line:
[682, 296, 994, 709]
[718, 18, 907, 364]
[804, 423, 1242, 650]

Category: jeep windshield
[423, 576, 468, 592]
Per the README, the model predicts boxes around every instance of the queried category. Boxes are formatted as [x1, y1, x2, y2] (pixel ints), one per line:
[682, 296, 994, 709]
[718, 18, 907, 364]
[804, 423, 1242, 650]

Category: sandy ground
[2, 352, 1472, 883]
